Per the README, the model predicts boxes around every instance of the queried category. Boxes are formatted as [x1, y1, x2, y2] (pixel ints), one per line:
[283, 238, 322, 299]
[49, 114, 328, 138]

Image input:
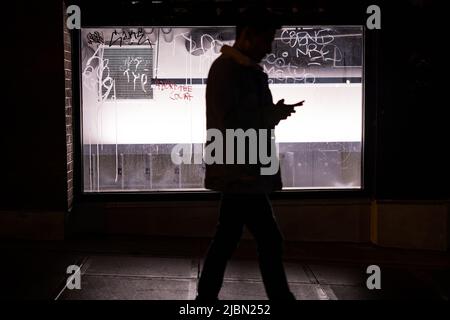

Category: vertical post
[119, 153, 124, 190]
[147, 152, 153, 190]
[286, 151, 295, 187]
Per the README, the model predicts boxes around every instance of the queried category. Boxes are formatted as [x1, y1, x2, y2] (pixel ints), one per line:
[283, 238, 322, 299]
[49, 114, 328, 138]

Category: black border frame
[70, 7, 380, 204]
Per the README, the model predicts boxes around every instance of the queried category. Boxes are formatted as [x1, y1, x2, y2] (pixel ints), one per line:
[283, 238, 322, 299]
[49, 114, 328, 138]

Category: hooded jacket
[204, 45, 283, 193]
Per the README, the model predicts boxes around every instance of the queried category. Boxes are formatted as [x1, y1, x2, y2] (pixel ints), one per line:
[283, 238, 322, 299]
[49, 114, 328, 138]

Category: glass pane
[80, 26, 363, 192]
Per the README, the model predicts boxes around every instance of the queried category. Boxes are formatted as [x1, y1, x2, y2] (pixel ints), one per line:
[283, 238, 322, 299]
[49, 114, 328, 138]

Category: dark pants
[196, 192, 295, 301]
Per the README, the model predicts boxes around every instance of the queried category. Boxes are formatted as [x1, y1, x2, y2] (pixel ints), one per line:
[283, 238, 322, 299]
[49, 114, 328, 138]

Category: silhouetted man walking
[197, 7, 302, 301]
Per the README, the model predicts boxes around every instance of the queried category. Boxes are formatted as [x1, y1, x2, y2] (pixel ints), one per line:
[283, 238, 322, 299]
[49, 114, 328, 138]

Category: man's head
[234, 6, 282, 62]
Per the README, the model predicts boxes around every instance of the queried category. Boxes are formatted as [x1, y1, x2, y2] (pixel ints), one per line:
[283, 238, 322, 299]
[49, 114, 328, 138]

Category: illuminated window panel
[80, 26, 364, 192]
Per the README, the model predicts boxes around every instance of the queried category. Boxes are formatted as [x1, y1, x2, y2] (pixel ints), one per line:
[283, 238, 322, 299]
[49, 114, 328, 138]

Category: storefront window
[80, 26, 363, 192]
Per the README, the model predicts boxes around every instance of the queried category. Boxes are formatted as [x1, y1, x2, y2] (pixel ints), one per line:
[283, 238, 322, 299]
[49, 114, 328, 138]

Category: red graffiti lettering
[170, 92, 194, 101]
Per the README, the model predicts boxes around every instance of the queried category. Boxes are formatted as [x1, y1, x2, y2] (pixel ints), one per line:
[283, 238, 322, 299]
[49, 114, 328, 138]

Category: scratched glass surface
[80, 27, 363, 192]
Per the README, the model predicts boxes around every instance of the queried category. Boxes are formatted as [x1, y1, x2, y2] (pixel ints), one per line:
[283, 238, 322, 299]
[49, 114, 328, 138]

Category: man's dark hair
[236, 6, 282, 39]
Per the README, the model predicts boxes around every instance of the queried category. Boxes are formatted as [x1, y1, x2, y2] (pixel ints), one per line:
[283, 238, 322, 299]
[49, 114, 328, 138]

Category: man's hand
[274, 99, 296, 120]
[263, 99, 305, 127]
[265, 99, 304, 127]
